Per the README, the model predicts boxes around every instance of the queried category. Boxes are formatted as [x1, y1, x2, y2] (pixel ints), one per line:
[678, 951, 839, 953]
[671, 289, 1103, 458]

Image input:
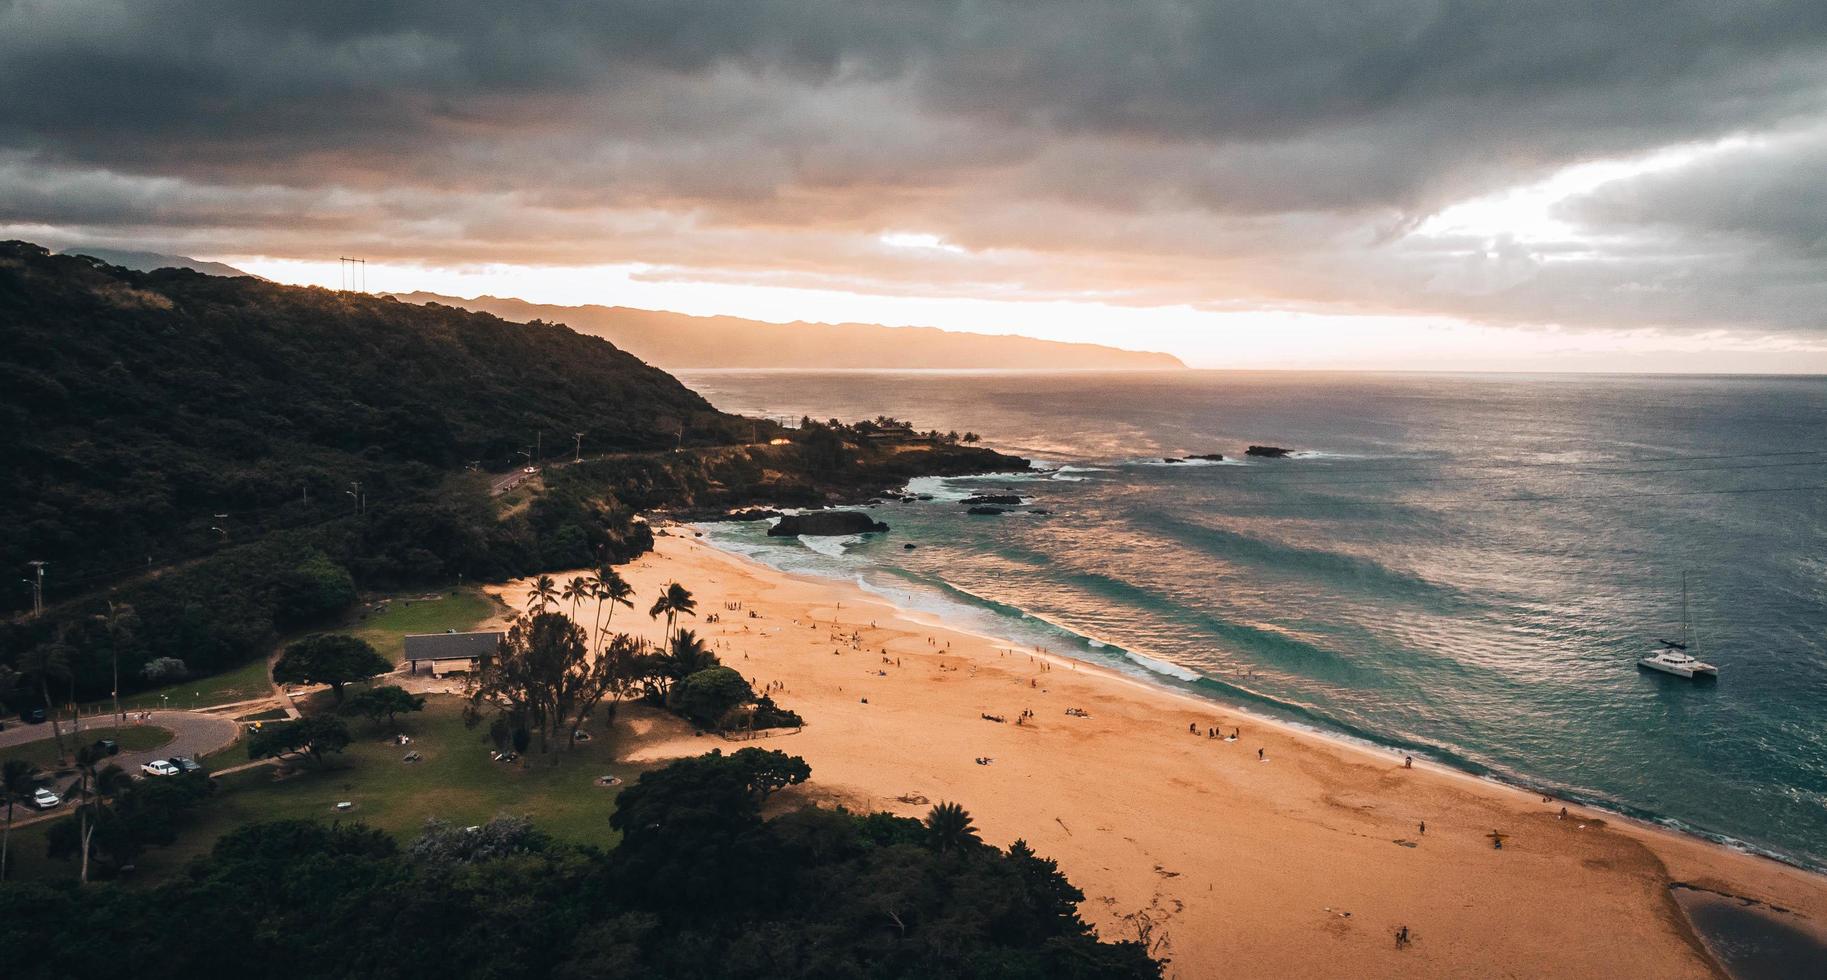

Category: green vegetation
[0, 241, 755, 706]
[346, 588, 500, 663]
[272, 634, 391, 702]
[342, 685, 425, 728]
[247, 715, 353, 767]
[671, 666, 757, 728]
[0, 725, 172, 771]
[116, 655, 276, 711]
[1, 244, 1020, 714]
[0, 749, 1159, 979]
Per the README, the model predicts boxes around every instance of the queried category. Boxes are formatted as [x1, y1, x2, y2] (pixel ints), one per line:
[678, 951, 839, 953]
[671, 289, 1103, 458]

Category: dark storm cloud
[1564, 128, 1827, 253]
[2, 0, 1826, 337]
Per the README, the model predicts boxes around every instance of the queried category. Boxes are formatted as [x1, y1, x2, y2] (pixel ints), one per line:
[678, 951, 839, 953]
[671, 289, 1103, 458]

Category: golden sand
[494, 533, 1827, 978]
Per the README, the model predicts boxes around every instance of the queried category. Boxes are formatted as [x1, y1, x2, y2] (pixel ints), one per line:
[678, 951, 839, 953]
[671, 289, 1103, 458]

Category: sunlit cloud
[5, 1, 1827, 371]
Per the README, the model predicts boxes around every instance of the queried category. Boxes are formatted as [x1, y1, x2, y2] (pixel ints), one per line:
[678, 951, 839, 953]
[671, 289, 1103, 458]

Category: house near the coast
[403, 629, 503, 676]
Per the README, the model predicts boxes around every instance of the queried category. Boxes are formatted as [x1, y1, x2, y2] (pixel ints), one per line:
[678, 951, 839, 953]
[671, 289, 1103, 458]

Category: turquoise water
[678, 370, 1827, 868]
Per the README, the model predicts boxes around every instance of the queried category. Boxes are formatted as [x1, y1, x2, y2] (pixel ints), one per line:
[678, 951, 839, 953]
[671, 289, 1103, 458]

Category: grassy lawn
[347, 588, 503, 664]
[113, 656, 275, 712]
[2, 695, 660, 885]
[0, 725, 174, 771]
[64, 587, 500, 720]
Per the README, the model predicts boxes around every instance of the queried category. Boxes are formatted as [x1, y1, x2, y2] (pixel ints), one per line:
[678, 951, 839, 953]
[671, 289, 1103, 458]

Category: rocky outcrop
[1245, 445, 1293, 458]
[1162, 457, 1184, 464]
[967, 505, 1008, 515]
[768, 511, 890, 536]
[1187, 453, 1225, 461]
[726, 507, 783, 522]
[963, 493, 1023, 506]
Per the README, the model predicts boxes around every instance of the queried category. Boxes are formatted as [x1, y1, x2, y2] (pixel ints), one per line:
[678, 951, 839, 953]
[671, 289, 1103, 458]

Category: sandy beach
[495, 532, 1827, 978]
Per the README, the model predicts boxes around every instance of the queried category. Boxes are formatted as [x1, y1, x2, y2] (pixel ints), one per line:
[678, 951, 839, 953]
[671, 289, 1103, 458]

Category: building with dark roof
[403, 630, 503, 676]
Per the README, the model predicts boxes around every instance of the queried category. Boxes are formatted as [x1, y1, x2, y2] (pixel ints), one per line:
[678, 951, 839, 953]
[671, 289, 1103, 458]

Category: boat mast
[1683, 572, 1699, 656]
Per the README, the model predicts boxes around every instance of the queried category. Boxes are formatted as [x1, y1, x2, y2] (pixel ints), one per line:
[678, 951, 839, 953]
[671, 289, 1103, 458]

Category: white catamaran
[1638, 572, 1718, 680]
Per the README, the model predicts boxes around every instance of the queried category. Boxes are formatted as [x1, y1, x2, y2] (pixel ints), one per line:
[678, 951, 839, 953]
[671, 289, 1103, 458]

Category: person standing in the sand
[1258, 747, 1265, 760]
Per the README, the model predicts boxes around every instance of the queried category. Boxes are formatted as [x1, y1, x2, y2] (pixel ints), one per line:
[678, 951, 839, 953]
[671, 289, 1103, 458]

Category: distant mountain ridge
[391, 292, 1187, 370]
[58, 246, 255, 278]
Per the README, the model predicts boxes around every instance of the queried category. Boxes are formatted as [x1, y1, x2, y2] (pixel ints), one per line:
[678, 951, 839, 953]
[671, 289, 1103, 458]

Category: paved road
[485, 443, 775, 497]
[1, 710, 240, 813]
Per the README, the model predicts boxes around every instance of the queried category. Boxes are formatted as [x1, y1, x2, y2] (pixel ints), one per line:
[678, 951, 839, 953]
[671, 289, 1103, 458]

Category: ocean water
[676, 370, 1827, 868]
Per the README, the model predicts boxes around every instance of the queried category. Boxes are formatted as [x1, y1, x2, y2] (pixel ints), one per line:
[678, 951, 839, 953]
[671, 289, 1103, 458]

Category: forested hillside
[0, 242, 1022, 706]
[0, 242, 740, 612]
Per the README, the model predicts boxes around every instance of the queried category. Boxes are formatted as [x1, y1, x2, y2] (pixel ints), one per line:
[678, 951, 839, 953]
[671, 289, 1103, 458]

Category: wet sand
[495, 533, 1827, 978]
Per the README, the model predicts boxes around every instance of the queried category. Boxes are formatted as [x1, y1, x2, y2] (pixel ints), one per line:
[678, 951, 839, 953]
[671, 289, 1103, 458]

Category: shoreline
[498, 532, 1827, 978]
[707, 518, 1823, 879]
[702, 530, 1824, 880]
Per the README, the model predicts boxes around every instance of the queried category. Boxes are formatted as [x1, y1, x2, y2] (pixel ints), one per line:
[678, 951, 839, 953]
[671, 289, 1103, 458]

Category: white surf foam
[800, 533, 862, 558]
[1123, 649, 1204, 681]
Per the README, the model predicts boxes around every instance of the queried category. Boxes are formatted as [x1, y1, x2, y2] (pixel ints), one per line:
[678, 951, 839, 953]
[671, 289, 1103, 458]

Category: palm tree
[93, 602, 137, 726]
[648, 582, 697, 645]
[925, 801, 982, 854]
[72, 744, 127, 883]
[597, 568, 634, 632]
[525, 575, 560, 614]
[18, 643, 71, 764]
[665, 629, 718, 683]
[1, 759, 38, 882]
[561, 576, 593, 620]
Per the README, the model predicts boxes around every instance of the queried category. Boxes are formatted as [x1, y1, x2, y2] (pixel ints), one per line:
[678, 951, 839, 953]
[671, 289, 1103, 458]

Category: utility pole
[25, 560, 46, 617]
[348, 481, 364, 515]
[574, 431, 583, 463]
[338, 257, 367, 292]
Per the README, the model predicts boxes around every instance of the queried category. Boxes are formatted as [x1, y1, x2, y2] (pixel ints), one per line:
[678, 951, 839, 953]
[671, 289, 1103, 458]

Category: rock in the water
[727, 507, 784, 522]
[1245, 445, 1293, 458]
[768, 511, 890, 536]
[1162, 457, 1184, 463]
[962, 493, 1023, 505]
[1187, 453, 1225, 461]
[903, 543, 918, 549]
[1030, 508, 1052, 515]
[967, 505, 1008, 515]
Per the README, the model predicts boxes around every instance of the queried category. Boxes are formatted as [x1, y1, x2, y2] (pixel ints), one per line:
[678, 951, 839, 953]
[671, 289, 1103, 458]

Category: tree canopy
[272, 634, 392, 702]
[0, 750, 1159, 978]
[246, 715, 352, 767]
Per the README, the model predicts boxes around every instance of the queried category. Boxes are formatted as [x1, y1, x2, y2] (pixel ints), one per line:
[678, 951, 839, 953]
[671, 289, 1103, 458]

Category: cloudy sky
[4, 1, 1825, 369]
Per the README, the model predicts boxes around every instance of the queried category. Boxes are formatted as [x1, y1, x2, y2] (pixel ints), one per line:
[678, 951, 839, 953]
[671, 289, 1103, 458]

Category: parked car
[523, 465, 539, 474]
[94, 738, 119, 755]
[32, 787, 60, 809]
[169, 756, 203, 774]
[141, 760, 180, 777]
[24, 707, 45, 724]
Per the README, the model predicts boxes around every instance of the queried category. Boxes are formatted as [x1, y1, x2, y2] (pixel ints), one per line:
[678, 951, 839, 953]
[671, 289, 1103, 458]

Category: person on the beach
[1258, 748, 1265, 760]
[1405, 755, 1413, 769]
[1419, 821, 1425, 834]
